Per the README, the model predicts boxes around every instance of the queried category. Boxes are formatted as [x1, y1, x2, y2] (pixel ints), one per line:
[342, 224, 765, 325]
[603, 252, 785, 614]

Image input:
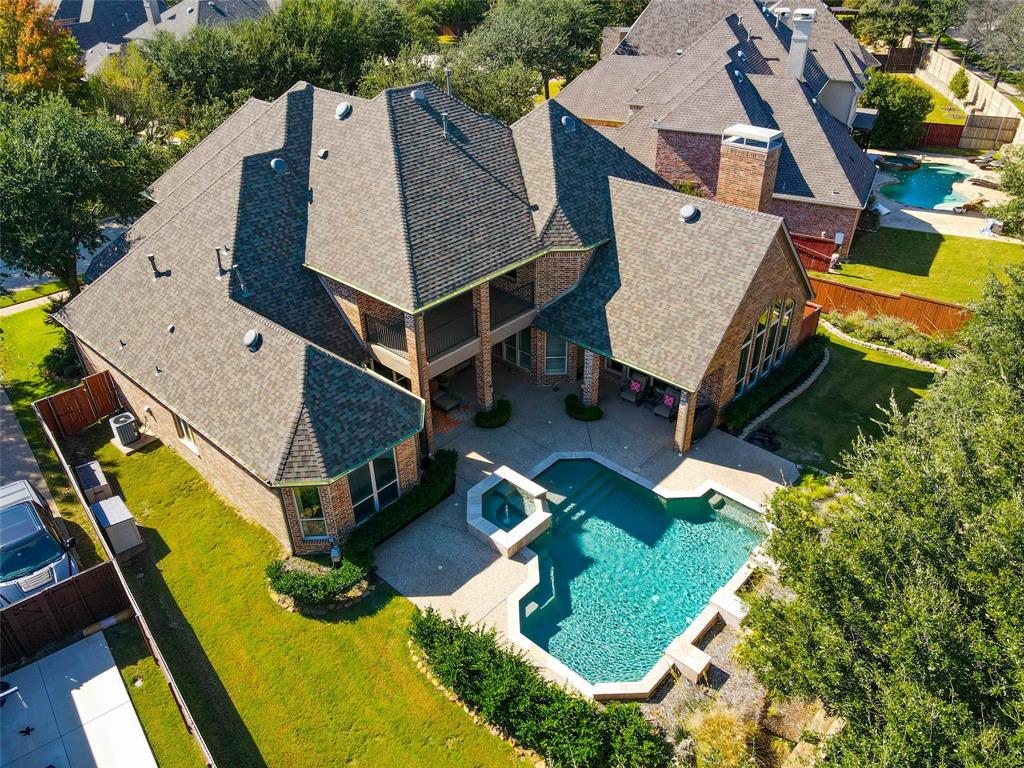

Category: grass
[759, 331, 934, 472]
[892, 74, 966, 125]
[0, 306, 106, 565]
[809, 229, 1024, 304]
[0, 281, 64, 308]
[86, 436, 523, 767]
[105, 621, 205, 768]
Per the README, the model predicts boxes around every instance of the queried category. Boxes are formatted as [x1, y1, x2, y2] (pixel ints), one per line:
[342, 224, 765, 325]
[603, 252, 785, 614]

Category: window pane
[372, 452, 397, 488]
[353, 496, 377, 524]
[377, 480, 400, 509]
[300, 518, 328, 537]
[296, 487, 323, 520]
[519, 350, 532, 370]
[775, 299, 795, 364]
[763, 301, 782, 375]
[519, 329, 531, 349]
[736, 331, 752, 392]
[348, 463, 373, 504]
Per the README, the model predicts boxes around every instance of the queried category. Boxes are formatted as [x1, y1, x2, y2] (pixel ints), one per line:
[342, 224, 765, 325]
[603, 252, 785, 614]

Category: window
[496, 329, 532, 370]
[349, 450, 400, 525]
[735, 329, 753, 395]
[750, 308, 770, 382]
[173, 414, 198, 452]
[544, 334, 568, 375]
[294, 487, 327, 539]
[370, 358, 411, 390]
[605, 359, 625, 377]
[774, 299, 795, 366]
[760, 300, 782, 377]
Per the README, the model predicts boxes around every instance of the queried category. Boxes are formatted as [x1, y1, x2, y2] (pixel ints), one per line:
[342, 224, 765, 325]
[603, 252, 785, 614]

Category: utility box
[92, 496, 144, 557]
[75, 461, 112, 505]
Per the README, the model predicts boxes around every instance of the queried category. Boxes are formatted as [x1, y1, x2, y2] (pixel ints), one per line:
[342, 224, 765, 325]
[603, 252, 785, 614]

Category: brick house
[556, 0, 879, 257]
[59, 82, 811, 555]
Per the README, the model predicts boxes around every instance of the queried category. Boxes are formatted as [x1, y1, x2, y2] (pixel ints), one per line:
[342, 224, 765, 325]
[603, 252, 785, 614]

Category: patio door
[494, 329, 532, 370]
[349, 451, 400, 524]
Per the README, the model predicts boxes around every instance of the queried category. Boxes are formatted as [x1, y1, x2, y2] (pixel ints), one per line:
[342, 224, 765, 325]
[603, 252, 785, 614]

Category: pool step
[562, 473, 618, 520]
[708, 493, 726, 511]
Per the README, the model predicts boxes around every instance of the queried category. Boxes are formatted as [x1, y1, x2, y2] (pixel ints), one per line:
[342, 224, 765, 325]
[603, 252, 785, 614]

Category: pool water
[481, 479, 530, 531]
[880, 163, 972, 210]
[518, 459, 763, 684]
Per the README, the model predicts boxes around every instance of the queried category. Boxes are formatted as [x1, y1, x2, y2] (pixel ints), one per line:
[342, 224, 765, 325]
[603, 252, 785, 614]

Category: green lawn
[893, 74, 966, 125]
[810, 229, 1024, 304]
[0, 281, 64, 308]
[0, 306, 106, 565]
[760, 331, 934, 472]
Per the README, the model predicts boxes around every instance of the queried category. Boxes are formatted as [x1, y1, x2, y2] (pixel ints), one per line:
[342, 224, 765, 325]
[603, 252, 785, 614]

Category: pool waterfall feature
[466, 452, 768, 700]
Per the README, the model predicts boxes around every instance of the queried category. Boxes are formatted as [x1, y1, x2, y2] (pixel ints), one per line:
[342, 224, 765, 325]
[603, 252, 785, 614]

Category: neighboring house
[58, 82, 812, 556]
[50, 0, 167, 75]
[556, 0, 879, 256]
[125, 0, 278, 41]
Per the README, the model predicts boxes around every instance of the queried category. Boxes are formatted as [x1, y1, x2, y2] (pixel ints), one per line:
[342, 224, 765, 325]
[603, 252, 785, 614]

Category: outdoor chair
[654, 389, 681, 420]
[970, 150, 996, 166]
[953, 196, 986, 214]
[620, 374, 649, 405]
[968, 177, 1000, 190]
[431, 387, 461, 413]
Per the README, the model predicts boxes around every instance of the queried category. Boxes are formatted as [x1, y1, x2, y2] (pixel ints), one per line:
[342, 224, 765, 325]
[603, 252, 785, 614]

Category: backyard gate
[35, 370, 121, 437]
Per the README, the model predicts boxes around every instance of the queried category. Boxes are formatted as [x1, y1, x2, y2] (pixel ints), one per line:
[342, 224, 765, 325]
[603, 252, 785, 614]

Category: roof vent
[442, 112, 450, 140]
[270, 157, 288, 175]
[675, 48, 683, 55]
[335, 101, 352, 120]
[243, 329, 262, 352]
[561, 115, 577, 133]
[167, 324, 175, 334]
[410, 89, 426, 103]
[317, 147, 329, 159]
[155, 365, 163, 376]
[187, 5, 194, 12]
[680, 204, 700, 223]
[119, 339, 127, 350]
[734, 70, 744, 82]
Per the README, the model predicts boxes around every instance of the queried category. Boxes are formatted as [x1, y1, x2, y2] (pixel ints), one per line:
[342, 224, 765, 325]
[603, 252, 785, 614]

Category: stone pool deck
[375, 368, 798, 692]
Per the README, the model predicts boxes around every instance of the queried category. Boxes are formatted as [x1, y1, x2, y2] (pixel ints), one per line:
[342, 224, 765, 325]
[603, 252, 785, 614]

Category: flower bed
[824, 311, 958, 363]
[474, 399, 511, 428]
[564, 393, 603, 421]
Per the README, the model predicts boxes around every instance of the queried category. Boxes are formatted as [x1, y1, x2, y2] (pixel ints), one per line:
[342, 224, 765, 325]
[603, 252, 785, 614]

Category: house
[124, 0, 278, 42]
[58, 82, 812, 556]
[556, 0, 879, 256]
[50, 0, 167, 75]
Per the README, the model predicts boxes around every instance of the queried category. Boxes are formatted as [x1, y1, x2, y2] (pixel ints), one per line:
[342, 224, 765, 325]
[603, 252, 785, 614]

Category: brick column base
[473, 284, 494, 411]
[673, 391, 697, 454]
[581, 350, 601, 407]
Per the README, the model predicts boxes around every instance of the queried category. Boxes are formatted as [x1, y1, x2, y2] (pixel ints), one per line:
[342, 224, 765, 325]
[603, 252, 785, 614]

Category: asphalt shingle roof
[536, 178, 791, 392]
[126, 0, 272, 40]
[61, 83, 422, 485]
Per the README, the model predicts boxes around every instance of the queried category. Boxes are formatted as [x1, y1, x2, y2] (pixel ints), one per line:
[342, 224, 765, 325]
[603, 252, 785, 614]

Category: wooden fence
[1, 561, 130, 663]
[792, 233, 835, 273]
[879, 45, 923, 73]
[36, 370, 121, 437]
[919, 121, 964, 147]
[809, 277, 970, 335]
[959, 112, 1020, 150]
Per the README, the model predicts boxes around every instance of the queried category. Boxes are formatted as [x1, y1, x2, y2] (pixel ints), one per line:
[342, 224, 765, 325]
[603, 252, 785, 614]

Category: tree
[925, 0, 967, 48]
[89, 44, 183, 139]
[853, 0, 928, 47]
[404, 0, 489, 30]
[738, 269, 1024, 767]
[980, 1, 1024, 88]
[142, 26, 250, 103]
[0, 0, 83, 96]
[0, 97, 157, 295]
[987, 143, 1024, 237]
[463, 0, 600, 99]
[948, 65, 969, 99]
[860, 72, 933, 148]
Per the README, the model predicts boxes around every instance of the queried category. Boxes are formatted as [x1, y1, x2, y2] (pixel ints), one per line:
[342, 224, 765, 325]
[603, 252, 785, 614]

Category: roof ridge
[607, 176, 785, 223]
[383, 88, 420, 309]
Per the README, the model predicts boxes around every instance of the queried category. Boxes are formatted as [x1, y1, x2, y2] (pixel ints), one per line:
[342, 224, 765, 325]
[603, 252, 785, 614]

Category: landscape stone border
[739, 349, 831, 440]
[819, 319, 947, 374]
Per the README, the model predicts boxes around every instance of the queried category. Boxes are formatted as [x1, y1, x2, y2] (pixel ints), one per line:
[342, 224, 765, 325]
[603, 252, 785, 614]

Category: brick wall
[534, 248, 594, 307]
[529, 331, 580, 386]
[320, 275, 404, 346]
[715, 143, 780, 213]
[74, 338, 293, 550]
[654, 131, 721, 195]
[770, 198, 861, 257]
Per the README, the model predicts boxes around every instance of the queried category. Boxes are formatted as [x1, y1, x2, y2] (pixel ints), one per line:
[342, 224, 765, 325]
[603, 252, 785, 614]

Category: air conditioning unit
[109, 412, 139, 448]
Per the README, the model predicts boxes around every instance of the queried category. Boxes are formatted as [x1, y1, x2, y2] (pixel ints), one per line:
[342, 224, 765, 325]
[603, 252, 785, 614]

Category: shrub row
[720, 336, 827, 433]
[564, 393, 603, 421]
[474, 399, 511, 428]
[410, 609, 670, 768]
[265, 558, 365, 605]
[826, 310, 957, 362]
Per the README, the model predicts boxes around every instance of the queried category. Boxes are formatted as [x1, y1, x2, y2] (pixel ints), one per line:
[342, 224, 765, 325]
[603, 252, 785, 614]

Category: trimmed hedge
[474, 399, 511, 428]
[410, 609, 670, 768]
[720, 336, 827, 433]
[564, 393, 603, 421]
[265, 558, 365, 605]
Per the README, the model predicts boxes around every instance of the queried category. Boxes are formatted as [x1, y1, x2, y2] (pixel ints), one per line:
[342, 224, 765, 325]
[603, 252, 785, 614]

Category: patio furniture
[970, 150, 996, 166]
[620, 374, 648, 405]
[953, 196, 986, 214]
[654, 389, 681, 419]
[968, 177, 1000, 190]
[431, 388, 461, 413]
[979, 218, 1003, 236]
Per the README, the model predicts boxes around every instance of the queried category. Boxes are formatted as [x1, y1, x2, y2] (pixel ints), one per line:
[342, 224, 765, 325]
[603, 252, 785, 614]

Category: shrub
[40, 332, 84, 382]
[474, 398, 511, 428]
[826, 310, 958, 362]
[265, 557, 365, 605]
[949, 66, 969, 100]
[564, 393, 603, 421]
[685, 702, 756, 768]
[720, 335, 827, 433]
[410, 609, 671, 768]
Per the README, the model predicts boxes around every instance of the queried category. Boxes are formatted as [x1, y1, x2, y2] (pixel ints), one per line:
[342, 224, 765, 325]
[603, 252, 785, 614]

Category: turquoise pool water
[880, 163, 972, 210]
[518, 459, 763, 684]
[482, 479, 530, 531]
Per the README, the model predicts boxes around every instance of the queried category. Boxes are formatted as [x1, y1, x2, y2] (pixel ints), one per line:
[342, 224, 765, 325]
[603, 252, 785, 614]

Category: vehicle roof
[0, 501, 47, 548]
[0, 480, 44, 511]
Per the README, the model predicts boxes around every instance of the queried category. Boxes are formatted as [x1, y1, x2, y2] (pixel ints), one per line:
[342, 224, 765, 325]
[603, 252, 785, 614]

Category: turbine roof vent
[679, 204, 700, 224]
[561, 115, 577, 133]
[270, 157, 288, 175]
[410, 89, 426, 103]
[243, 329, 263, 352]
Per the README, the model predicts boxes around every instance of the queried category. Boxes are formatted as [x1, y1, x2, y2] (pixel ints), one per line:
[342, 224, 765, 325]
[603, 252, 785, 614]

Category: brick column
[472, 283, 494, 411]
[581, 349, 601, 407]
[404, 312, 435, 453]
[673, 391, 697, 454]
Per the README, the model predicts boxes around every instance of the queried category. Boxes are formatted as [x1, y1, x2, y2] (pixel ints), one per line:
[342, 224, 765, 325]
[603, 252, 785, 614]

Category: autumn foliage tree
[0, 0, 83, 96]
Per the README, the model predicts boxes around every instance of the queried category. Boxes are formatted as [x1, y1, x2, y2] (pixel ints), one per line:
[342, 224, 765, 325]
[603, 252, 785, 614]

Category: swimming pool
[517, 459, 763, 684]
[880, 163, 972, 210]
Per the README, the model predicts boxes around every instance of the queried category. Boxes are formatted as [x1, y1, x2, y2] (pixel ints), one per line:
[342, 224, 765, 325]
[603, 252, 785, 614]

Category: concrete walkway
[1, 387, 56, 511]
[0, 291, 68, 318]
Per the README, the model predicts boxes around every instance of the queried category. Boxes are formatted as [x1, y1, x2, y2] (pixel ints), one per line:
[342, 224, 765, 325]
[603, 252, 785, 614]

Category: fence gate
[881, 46, 923, 72]
[920, 122, 964, 147]
[36, 370, 121, 437]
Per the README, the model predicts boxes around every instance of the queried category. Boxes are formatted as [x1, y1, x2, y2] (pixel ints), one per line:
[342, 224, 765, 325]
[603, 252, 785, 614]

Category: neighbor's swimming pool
[517, 459, 763, 684]
[880, 162, 972, 210]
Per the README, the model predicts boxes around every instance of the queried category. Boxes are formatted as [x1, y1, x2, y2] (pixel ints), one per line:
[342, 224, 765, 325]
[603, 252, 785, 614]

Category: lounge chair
[431, 387, 461, 413]
[970, 150, 996, 166]
[953, 196, 986, 214]
[654, 389, 681, 419]
[968, 177, 1000, 190]
[620, 374, 649, 405]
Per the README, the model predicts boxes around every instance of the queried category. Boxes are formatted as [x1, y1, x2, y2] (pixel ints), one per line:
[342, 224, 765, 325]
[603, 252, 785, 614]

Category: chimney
[143, 0, 161, 27]
[786, 8, 816, 81]
[715, 125, 783, 213]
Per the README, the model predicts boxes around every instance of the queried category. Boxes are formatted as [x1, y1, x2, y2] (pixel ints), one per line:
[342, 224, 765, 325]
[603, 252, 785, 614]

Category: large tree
[860, 72, 933, 148]
[0, 97, 157, 295]
[738, 270, 1024, 767]
[925, 0, 968, 48]
[853, 0, 929, 47]
[0, 0, 83, 96]
[463, 0, 600, 98]
[89, 44, 182, 139]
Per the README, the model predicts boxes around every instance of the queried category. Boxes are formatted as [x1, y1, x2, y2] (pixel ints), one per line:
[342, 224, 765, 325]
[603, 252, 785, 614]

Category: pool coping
[500, 451, 770, 701]
[466, 466, 552, 557]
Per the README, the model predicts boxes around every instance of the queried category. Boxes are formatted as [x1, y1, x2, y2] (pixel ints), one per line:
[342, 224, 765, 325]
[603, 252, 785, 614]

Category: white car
[0, 481, 79, 606]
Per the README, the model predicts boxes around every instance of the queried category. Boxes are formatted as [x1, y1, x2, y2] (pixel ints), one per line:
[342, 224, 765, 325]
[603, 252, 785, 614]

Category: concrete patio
[375, 366, 797, 691]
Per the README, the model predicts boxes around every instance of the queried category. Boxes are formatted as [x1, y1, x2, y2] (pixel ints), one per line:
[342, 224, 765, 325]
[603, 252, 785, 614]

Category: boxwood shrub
[410, 608, 670, 768]
[564, 393, 603, 421]
[474, 399, 511, 428]
[720, 335, 827, 433]
[265, 558, 366, 605]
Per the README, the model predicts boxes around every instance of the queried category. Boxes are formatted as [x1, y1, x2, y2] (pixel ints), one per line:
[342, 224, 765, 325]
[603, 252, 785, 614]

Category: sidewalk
[1, 387, 56, 511]
[0, 291, 68, 318]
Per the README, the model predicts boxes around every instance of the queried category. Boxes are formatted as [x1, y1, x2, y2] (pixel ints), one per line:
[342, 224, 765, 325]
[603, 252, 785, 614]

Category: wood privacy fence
[879, 45, 923, 73]
[959, 112, 1020, 150]
[0, 561, 130, 663]
[792, 234, 835, 273]
[36, 370, 121, 437]
[809, 277, 970, 335]
[799, 302, 822, 345]
[919, 121, 963, 147]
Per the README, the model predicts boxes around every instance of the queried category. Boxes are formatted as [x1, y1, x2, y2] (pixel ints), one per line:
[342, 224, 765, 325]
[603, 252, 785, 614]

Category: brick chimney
[786, 8, 816, 81]
[715, 124, 783, 212]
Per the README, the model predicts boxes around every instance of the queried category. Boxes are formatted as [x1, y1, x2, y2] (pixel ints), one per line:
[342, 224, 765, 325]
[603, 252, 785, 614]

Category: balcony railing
[425, 314, 476, 359]
[365, 315, 407, 354]
[490, 282, 535, 329]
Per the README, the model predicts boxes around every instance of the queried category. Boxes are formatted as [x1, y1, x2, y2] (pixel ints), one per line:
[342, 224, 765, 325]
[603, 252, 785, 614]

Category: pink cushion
[630, 380, 642, 393]
[663, 393, 675, 407]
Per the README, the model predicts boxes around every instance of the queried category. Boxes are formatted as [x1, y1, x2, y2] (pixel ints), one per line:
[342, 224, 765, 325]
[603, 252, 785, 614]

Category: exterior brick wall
[534, 248, 594, 307]
[74, 338, 292, 550]
[581, 349, 601, 406]
[529, 331, 579, 386]
[321, 276, 404, 347]
[715, 143, 780, 213]
[472, 283, 494, 410]
[395, 436, 419, 491]
[770, 198, 861, 257]
[654, 131, 721, 195]
[404, 312, 434, 452]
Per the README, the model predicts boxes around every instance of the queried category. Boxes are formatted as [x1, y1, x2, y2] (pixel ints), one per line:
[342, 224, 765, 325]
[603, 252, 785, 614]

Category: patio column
[473, 284, 494, 411]
[404, 311, 435, 453]
[673, 391, 696, 454]
[581, 349, 601, 407]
